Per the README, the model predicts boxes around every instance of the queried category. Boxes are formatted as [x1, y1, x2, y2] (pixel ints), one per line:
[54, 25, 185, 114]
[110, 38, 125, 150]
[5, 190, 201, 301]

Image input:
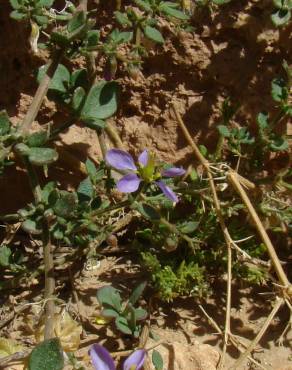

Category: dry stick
[0, 350, 30, 368]
[19, 49, 63, 135]
[105, 123, 124, 150]
[227, 170, 291, 291]
[229, 297, 284, 370]
[172, 103, 233, 369]
[198, 305, 268, 370]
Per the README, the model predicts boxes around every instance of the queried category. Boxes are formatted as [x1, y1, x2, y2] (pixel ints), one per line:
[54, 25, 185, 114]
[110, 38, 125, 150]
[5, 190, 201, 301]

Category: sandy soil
[0, 1, 291, 369]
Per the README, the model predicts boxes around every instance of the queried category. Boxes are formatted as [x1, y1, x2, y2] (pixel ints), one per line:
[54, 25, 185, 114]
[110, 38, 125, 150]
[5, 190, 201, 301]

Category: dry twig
[229, 297, 284, 369]
[172, 103, 233, 369]
[228, 170, 291, 291]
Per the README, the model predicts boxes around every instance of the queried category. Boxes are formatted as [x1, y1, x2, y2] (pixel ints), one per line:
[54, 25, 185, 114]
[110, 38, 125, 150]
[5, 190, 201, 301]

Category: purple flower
[105, 149, 185, 203]
[90, 344, 146, 370]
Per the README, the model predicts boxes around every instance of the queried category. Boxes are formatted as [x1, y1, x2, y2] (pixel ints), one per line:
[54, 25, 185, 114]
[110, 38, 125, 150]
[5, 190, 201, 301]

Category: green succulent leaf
[37, 0, 55, 7]
[134, 307, 148, 320]
[152, 350, 163, 370]
[37, 64, 70, 94]
[9, 0, 21, 9]
[159, 3, 189, 20]
[143, 26, 164, 44]
[77, 176, 94, 201]
[271, 8, 291, 26]
[257, 112, 269, 130]
[135, 0, 152, 12]
[28, 148, 58, 166]
[27, 131, 48, 147]
[81, 81, 118, 120]
[217, 125, 230, 137]
[101, 308, 119, 318]
[41, 182, 56, 203]
[28, 338, 64, 370]
[33, 14, 49, 25]
[67, 10, 86, 34]
[0, 111, 11, 136]
[114, 11, 133, 27]
[115, 316, 132, 335]
[269, 137, 289, 151]
[0, 245, 12, 267]
[109, 29, 133, 44]
[85, 158, 97, 179]
[212, 0, 231, 4]
[86, 30, 100, 47]
[22, 219, 42, 235]
[135, 203, 161, 221]
[70, 69, 88, 89]
[179, 221, 199, 234]
[129, 281, 147, 305]
[53, 192, 78, 218]
[72, 87, 86, 111]
[97, 286, 122, 312]
[51, 32, 71, 47]
[10, 10, 27, 21]
[271, 78, 289, 102]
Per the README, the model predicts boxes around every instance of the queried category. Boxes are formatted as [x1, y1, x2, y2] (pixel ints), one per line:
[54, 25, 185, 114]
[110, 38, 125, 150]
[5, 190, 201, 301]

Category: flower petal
[156, 180, 178, 203]
[162, 167, 186, 177]
[89, 344, 116, 370]
[117, 174, 141, 193]
[138, 150, 149, 167]
[106, 149, 137, 171]
[123, 349, 146, 370]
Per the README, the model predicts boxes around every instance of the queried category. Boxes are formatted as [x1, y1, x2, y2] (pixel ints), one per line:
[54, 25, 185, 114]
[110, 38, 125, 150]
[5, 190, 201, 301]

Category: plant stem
[24, 159, 55, 339]
[214, 135, 224, 161]
[105, 123, 124, 150]
[230, 297, 284, 369]
[116, 0, 122, 10]
[42, 218, 55, 339]
[19, 48, 63, 135]
[135, 26, 142, 47]
[98, 130, 107, 158]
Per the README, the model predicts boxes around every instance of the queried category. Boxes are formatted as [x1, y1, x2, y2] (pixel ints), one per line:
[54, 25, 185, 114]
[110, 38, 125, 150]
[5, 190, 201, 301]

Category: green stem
[135, 25, 142, 47]
[116, 0, 122, 10]
[214, 135, 224, 161]
[23, 158, 55, 340]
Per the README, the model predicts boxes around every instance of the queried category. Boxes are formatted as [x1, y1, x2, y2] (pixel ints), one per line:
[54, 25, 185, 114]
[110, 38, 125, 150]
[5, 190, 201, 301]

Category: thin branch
[198, 305, 268, 370]
[42, 218, 55, 340]
[172, 103, 233, 369]
[105, 123, 124, 150]
[0, 350, 30, 367]
[229, 297, 284, 369]
[24, 159, 55, 340]
[19, 49, 63, 135]
[227, 170, 290, 290]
